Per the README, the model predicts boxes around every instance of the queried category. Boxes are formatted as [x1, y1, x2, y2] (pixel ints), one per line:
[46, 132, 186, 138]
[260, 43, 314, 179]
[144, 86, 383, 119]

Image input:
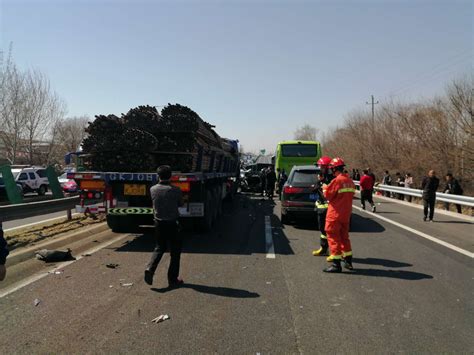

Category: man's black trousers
[360, 189, 374, 208]
[146, 220, 182, 282]
[423, 196, 436, 220]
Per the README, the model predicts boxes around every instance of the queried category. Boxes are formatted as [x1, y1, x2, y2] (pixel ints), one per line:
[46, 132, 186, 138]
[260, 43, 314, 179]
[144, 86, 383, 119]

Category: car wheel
[38, 185, 46, 196]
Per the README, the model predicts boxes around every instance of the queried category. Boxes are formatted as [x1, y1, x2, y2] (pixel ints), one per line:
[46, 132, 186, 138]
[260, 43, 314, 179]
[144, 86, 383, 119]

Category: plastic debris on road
[106, 263, 119, 269]
[121, 283, 133, 287]
[151, 314, 170, 323]
[34, 298, 41, 306]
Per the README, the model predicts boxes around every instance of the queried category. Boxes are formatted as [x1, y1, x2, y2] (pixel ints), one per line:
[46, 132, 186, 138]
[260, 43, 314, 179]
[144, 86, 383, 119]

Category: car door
[28, 172, 38, 189]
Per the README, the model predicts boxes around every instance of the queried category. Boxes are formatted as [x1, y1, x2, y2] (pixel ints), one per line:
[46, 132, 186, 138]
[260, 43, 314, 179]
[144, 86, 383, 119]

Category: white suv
[12, 167, 49, 196]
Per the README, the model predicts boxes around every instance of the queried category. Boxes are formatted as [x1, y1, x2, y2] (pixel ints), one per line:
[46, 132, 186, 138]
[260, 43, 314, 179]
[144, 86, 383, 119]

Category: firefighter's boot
[312, 237, 328, 256]
[323, 259, 342, 273]
[342, 255, 353, 270]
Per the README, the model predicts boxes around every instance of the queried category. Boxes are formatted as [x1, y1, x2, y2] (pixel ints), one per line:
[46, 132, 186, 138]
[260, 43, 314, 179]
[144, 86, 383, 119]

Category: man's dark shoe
[342, 256, 353, 270]
[323, 263, 342, 273]
[168, 278, 184, 288]
[144, 270, 154, 285]
[423, 216, 427, 222]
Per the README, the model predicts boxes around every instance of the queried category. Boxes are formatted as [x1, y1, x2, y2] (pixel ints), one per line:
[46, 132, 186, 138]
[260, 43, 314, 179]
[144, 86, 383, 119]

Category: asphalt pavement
[0, 193, 472, 354]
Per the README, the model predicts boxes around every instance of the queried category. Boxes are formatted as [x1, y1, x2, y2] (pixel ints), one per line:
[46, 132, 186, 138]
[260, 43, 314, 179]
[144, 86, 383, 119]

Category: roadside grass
[4, 215, 106, 251]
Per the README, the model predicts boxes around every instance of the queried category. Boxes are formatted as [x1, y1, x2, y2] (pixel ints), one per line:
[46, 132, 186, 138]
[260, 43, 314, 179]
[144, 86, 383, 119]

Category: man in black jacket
[421, 170, 440, 222]
[444, 173, 463, 214]
[0, 221, 9, 281]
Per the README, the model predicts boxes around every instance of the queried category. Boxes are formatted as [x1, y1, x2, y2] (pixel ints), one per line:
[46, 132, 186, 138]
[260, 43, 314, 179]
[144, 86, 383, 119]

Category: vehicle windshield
[281, 144, 318, 157]
[290, 169, 319, 184]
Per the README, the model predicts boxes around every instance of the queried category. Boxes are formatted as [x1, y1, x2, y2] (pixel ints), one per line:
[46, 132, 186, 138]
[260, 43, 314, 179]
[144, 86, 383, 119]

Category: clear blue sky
[1, 0, 472, 152]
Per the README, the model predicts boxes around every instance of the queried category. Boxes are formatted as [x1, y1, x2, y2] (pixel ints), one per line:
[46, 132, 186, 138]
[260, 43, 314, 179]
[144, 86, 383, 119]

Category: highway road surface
[0, 193, 472, 354]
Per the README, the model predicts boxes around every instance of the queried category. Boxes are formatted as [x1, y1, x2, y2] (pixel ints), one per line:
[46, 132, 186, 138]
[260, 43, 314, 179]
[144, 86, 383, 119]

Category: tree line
[0, 46, 89, 166]
[322, 76, 473, 192]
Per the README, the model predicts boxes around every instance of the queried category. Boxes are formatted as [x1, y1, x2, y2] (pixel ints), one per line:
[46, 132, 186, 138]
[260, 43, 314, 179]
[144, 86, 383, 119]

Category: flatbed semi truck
[68, 151, 239, 233]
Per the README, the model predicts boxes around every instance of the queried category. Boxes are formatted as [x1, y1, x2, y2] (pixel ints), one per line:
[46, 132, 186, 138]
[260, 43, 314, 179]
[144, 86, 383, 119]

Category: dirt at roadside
[4, 215, 106, 251]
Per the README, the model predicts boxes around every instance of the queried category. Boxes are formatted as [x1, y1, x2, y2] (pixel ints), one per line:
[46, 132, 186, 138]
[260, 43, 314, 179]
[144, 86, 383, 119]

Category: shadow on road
[352, 257, 412, 268]
[432, 220, 473, 225]
[114, 193, 295, 256]
[151, 283, 260, 298]
[350, 214, 386, 233]
[346, 268, 433, 280]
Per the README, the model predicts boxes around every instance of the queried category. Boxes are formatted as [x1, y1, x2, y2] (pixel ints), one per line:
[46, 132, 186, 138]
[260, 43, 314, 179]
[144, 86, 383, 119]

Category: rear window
[36, 169, 47, 178]
[281, 144, 318, 157]
[290, 170, 319, 184]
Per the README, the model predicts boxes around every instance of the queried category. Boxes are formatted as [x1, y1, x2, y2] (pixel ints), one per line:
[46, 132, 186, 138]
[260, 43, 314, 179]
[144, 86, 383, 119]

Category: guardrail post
[67, 209, 72, 221]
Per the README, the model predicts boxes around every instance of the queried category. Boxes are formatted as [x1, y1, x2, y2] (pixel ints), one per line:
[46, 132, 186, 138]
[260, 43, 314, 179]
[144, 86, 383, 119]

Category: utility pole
[366, 95, 379, 122]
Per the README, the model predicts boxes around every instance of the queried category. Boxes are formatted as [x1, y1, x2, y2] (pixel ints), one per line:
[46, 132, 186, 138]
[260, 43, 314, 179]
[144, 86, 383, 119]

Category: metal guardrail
[354, 181, 474, 207]
[0, 196, 80, 222]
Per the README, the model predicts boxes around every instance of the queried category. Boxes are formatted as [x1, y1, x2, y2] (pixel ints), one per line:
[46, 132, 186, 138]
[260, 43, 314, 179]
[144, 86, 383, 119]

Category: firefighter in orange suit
[322, 157, 355, 273]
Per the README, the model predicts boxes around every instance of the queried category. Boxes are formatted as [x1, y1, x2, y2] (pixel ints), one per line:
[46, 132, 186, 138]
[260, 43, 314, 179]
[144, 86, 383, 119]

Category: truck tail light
[172, 182, 191, 192]
[283, 186, 304, 194]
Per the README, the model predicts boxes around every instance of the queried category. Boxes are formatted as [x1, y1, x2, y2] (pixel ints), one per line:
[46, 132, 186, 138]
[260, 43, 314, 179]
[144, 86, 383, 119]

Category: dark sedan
[280, 165, 321, 224]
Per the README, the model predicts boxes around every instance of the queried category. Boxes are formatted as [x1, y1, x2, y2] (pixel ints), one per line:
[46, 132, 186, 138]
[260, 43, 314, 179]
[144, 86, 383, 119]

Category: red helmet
[330, 157, 345, 168]
[317, 156, 332, 167]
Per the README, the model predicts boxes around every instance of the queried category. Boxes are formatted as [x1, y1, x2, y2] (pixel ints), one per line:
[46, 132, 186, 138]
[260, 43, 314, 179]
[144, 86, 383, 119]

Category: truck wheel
[38, 185, 46, 196]
[199, 192, 214, 232]
[216, 186, 223, 217]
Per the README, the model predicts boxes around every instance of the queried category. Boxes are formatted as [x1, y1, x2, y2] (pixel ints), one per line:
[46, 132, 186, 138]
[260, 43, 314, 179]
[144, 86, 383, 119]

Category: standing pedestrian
[395, 172, 405, 200]
[312, 156, 334, 257]
[322, 157, 356, 273]
[367, 168, 376, 183]
[144, 165, 185, 287]
[0, 221, 9, 281]
[360, 169, 376, 212]
[421, 170, 440, 222]
[443, 173, 463, 214]
[278, 169, 288, 200]
[260, 168, 267, 196]
[404, 173, 414, 202]
[382, 170, 392, 197]
[265, 167, 277, 198]
[355, 169, 361, 181]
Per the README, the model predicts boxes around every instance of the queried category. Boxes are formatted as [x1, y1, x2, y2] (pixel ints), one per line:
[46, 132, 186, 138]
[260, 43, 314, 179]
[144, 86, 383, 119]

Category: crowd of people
[351, 168, 465, 218]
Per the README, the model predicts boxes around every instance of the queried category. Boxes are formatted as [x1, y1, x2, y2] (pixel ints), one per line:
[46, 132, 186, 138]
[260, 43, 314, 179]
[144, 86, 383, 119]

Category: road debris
[106, 263, 119, 269]
[82, 253, 92, 257]
[121, 283, 134, 287]
[36, 249, 75, 262]
[151, 314, 170, 323]
[34, 298, 41, 306]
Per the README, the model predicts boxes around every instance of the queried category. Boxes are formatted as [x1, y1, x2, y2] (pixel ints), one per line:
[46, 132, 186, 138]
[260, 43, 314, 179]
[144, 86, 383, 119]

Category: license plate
[309, 194, 317, 201]
[124, 184, 146, 196]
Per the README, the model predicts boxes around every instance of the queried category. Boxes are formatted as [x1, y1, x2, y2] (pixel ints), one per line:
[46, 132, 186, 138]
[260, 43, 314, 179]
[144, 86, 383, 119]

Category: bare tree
[294, 124, 319, 141]
[0, 57, 27, 164]
[0, 46, 67, 165]
[56, 115, 89, 153]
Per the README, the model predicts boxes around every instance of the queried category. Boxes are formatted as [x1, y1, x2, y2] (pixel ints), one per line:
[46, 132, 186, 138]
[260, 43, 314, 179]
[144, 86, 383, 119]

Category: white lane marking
[4, 213, 81, 232]
[352, 205, 474, 259]
[265, 215, 275, 259]
[0, 233, 129, 298]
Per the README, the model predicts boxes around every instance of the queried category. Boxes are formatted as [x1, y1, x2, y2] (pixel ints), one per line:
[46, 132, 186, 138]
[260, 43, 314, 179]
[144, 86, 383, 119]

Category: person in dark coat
[0, 221, 9, 281]
[443, 173, 463, 214]
[278, 169, 288, 200]
[145, 165, 184, 287]
[421, 170, 440, 222]
[265, 167, 277, 198]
